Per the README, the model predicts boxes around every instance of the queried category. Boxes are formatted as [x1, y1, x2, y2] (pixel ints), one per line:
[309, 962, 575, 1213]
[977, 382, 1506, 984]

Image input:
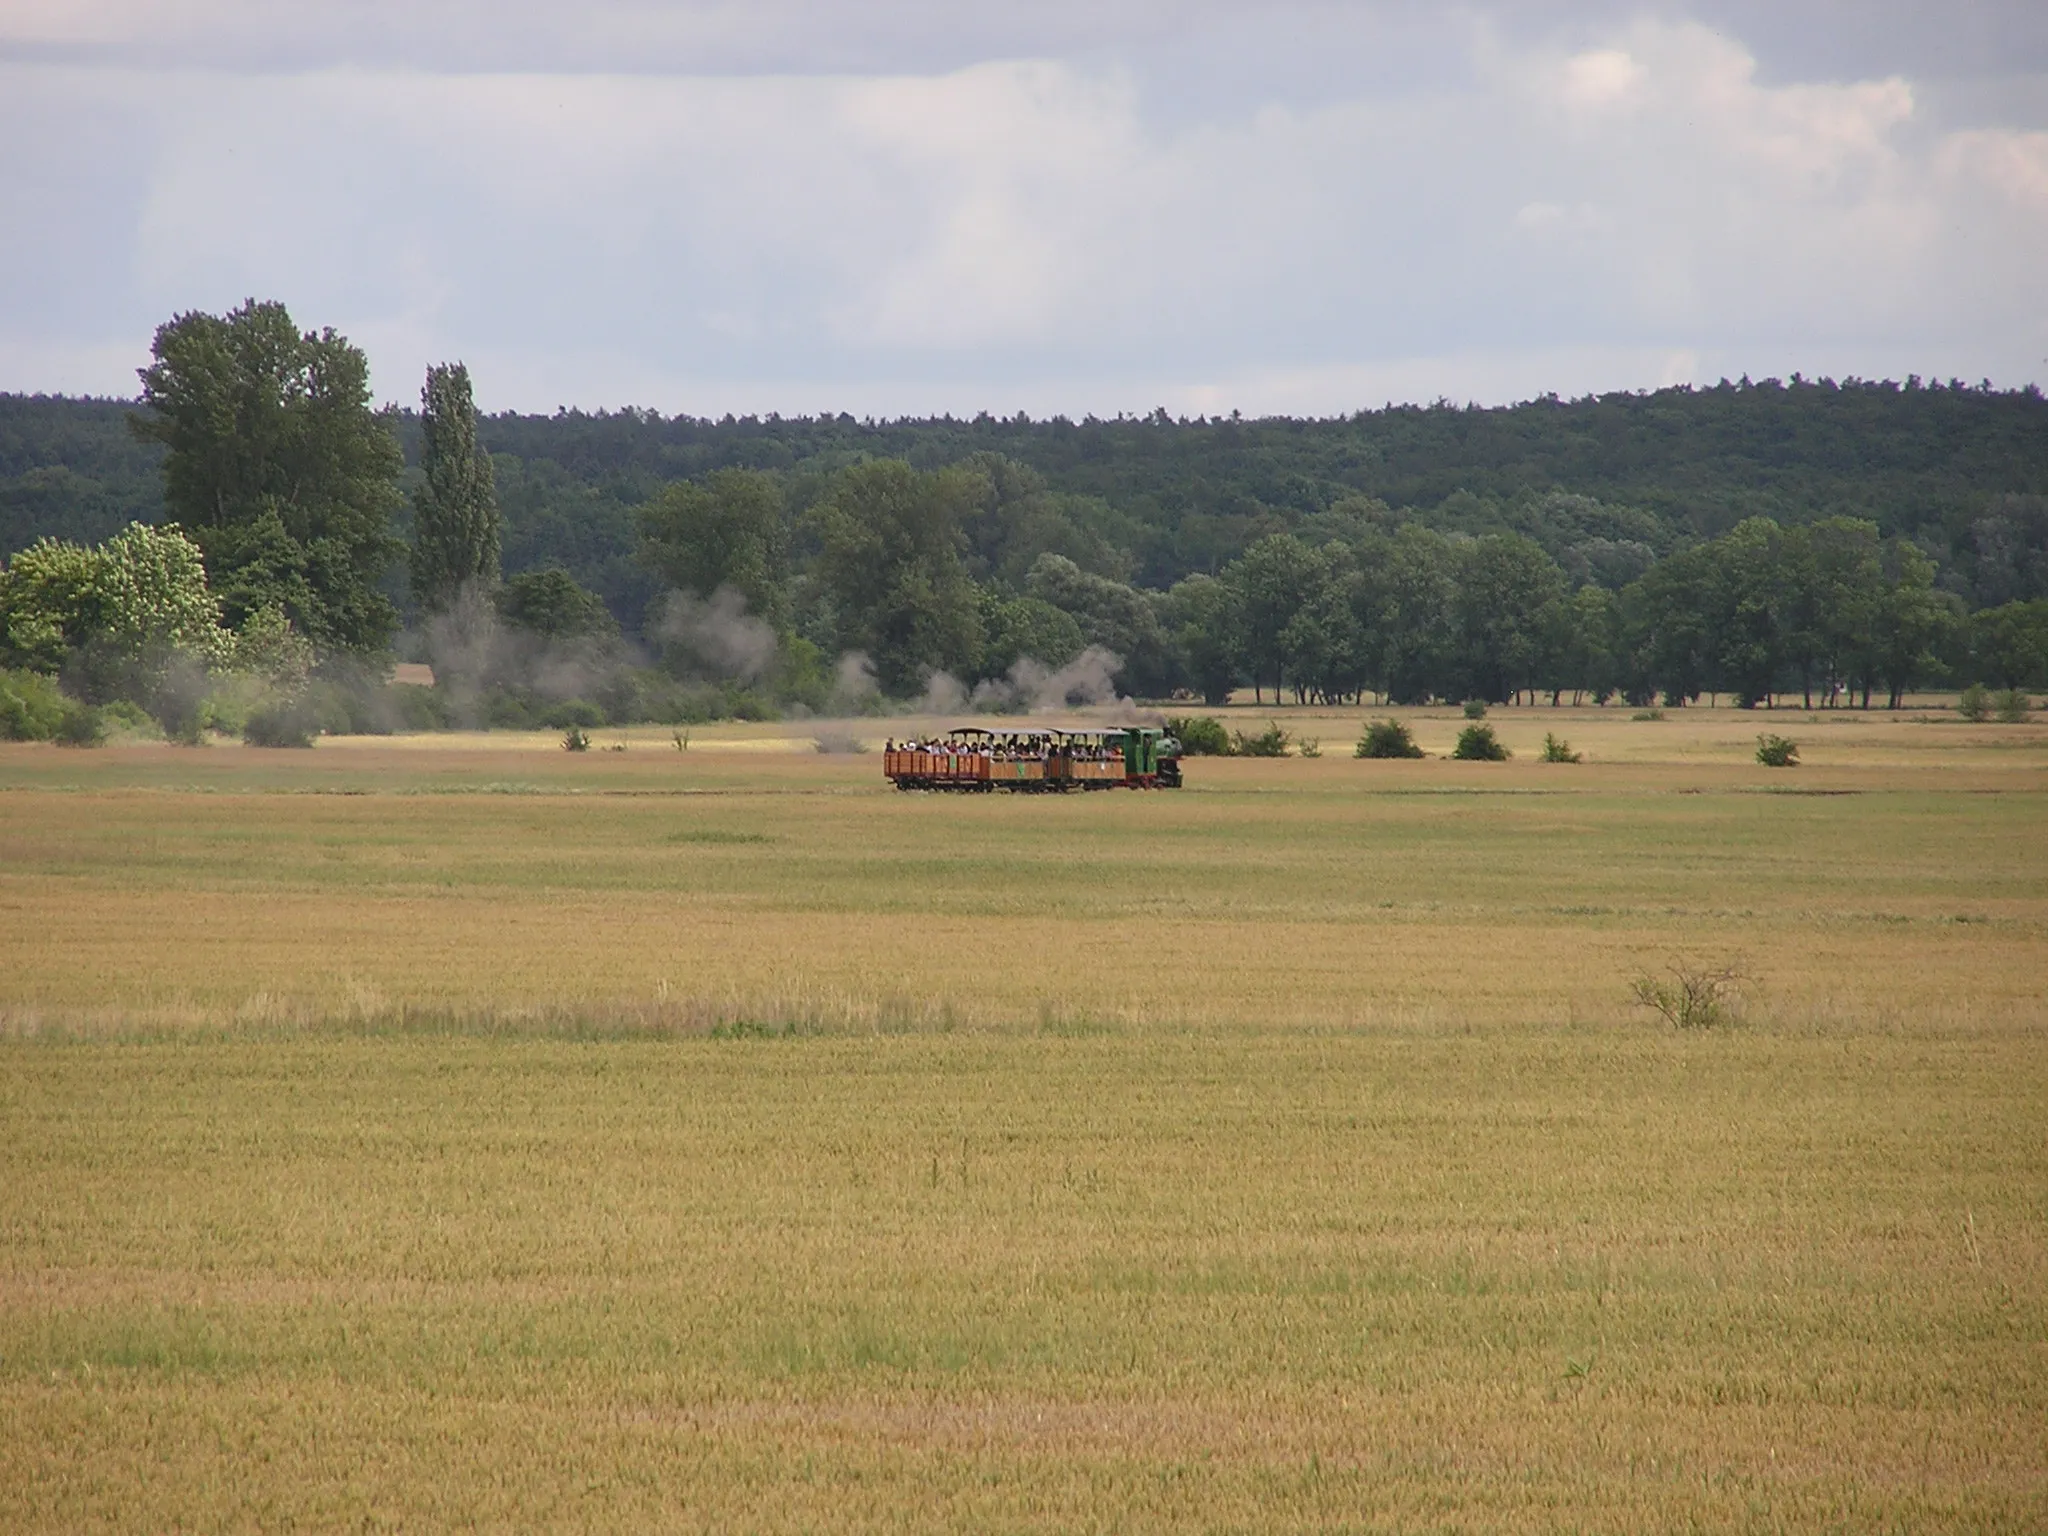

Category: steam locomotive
[883, 726, 1182, 791]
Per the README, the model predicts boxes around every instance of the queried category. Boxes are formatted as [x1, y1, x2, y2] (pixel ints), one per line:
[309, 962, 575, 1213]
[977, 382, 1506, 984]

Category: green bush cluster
[1230, 722, 1293, 757]
[0, 668, 103, 745]
[1355, 719, 1424, 758]
[1452, 723, 1510, 761]
[1166, 716, 1232, 756]
[1755, 734, 1800, 767]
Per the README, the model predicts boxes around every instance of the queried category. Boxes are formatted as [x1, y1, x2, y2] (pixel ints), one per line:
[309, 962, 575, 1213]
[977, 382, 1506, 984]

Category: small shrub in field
[562, 725, 591, 752]
[1995, 688, 2032, 723]
[1755, 733, 1799, 767]
[243, 700, 317, 748]
[1356, 719, 1424, 758]
[1168, 716, 1232, 756]
[1540, 732, 1580, 763]
[1631, 708, 1665, 722]
[1462, 698, 1489, 720]
[1957, 683, 1990, 722]
[1452, 723, 1509, 761]
[1231, 721, 1292, 757]
[1630, 960, 1749, 1029]
[1298, 737, 1322, 758]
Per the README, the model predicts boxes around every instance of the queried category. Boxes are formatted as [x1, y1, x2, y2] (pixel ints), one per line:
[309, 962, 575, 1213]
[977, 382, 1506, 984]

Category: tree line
[5, 300, 2048, 743]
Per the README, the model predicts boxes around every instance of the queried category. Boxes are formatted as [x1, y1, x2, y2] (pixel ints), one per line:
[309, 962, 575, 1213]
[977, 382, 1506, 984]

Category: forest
[4, 301, 2048, 739]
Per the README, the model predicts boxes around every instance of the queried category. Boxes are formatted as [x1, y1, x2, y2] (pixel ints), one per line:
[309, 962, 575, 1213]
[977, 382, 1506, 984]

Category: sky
[3, 1, 2045, 417]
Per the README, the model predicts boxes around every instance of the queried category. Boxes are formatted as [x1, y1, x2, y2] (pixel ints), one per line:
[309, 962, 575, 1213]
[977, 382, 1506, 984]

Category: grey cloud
[2, 5, 2044, 414]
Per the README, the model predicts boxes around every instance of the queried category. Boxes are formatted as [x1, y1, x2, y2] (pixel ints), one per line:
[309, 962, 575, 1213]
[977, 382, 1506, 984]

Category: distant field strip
[2, 722, 2045, 1036]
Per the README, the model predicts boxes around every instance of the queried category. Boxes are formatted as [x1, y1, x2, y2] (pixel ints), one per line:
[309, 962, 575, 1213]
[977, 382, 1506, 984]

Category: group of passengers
[886, 736, 1120, 764]
[888, 736, 1049, 764]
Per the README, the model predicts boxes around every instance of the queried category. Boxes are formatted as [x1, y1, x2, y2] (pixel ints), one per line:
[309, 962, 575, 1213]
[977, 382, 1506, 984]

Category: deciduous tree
[131, 300, 403, 652]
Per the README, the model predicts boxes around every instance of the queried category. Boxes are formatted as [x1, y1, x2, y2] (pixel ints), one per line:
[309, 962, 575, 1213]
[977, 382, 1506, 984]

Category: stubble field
[2, 704, 2044, 1528]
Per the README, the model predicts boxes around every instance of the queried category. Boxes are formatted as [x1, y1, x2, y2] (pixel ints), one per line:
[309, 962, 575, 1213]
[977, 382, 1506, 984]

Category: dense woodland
[9, 378, 2048, 612]
[5, 309, 2048, 741]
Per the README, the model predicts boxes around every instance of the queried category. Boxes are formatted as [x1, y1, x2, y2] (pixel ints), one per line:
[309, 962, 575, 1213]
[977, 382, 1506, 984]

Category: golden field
[2, 704, 2044, 1528]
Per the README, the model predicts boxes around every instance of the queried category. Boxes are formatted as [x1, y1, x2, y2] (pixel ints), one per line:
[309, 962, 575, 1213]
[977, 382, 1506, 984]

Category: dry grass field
[2, 704, 2044, 1529]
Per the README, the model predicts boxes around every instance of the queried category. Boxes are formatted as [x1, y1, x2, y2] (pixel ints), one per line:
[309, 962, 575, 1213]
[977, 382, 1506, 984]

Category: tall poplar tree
[409, 363, 500, 614]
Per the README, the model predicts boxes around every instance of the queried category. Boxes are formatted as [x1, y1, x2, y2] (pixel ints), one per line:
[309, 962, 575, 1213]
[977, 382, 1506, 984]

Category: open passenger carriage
[883, 726, 1182, 792]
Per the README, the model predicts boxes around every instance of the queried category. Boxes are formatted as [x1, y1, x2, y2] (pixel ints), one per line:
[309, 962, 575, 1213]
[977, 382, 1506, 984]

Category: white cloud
[2, 10, 2044, 413]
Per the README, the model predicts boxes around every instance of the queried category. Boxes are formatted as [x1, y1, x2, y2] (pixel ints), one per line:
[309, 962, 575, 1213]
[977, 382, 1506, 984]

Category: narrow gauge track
[883, 726, 1182, 792]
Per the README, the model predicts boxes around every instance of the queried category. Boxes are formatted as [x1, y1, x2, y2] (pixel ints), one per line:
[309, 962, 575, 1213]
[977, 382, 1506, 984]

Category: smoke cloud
[828, 651, 880, 714]
[969, 644, 1127, 713]
[421, 581, 630, 725]
[912, 669, 969, 715]
[651, 586, 777, 683]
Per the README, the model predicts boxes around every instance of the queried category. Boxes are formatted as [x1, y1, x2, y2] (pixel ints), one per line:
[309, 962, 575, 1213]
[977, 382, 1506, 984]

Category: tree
[980, 592, 1085, 677]
[1969, 600, 2048, 689]
[636, 468, 787, 627]
[1551, 583, 1620, 705]
[1622, 545, 1715, 706]
[1785, 517, 1884, 707]
[1453, 533, 1565, 703]
[410, 362, 500, 615]
[1869, 539, 1955, 708]
[496, 567, 616, 641]
[1355, 527, 1460, 704]
[1160, 574, 1241, 705]
[1224, 534, 1321, 704]
[1025, 553, 1172, 695]
[131, 299, 403, 652]
[0, 523, 227, 693]
[1281, 547, 1370, 704]
[1701, 519, 1789, 708]
[808, 459, 984, 695]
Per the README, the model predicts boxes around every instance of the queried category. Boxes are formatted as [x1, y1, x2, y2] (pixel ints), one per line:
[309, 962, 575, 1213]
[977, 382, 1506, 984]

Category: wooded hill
[6, 377, 2047, 632]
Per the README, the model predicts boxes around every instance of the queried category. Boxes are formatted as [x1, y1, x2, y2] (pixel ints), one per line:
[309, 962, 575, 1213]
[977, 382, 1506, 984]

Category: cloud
[1, 9, 2044, 413]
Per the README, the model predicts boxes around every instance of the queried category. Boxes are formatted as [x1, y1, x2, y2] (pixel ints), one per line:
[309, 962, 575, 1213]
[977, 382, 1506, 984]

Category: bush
[1630, 959, 1749, 1029]
[1230, 721, 1292, 757]
[562, 725, 591, 751]
[1755, 733, 1799, 767]
[1957, 683, 1990, 721]
[389, 683, 448, 732]
[538, 698, 605, 731]
[1297, 737, 1322, 758]
[0, 668, 70, 741]
[243, 699, 317, 748]
[1462, 698, 1488, 720]
[1631, 708, 1665, 722]
[53, 701, 105, 746]
[0, 670, 104, 746]
[1167, 715, 1232, 756]
[1355, 719, 1424, 758]
[1451, 723, 1509, 761]
[1995, 687, 2032, 724]
[1540, 732, 1581, 763]
[98, 698, 159, 739]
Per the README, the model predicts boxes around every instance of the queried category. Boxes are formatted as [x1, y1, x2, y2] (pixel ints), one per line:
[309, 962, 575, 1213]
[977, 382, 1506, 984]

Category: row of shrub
[1174, 712, 1554, 762]
[1958, 684, 2034, 722]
